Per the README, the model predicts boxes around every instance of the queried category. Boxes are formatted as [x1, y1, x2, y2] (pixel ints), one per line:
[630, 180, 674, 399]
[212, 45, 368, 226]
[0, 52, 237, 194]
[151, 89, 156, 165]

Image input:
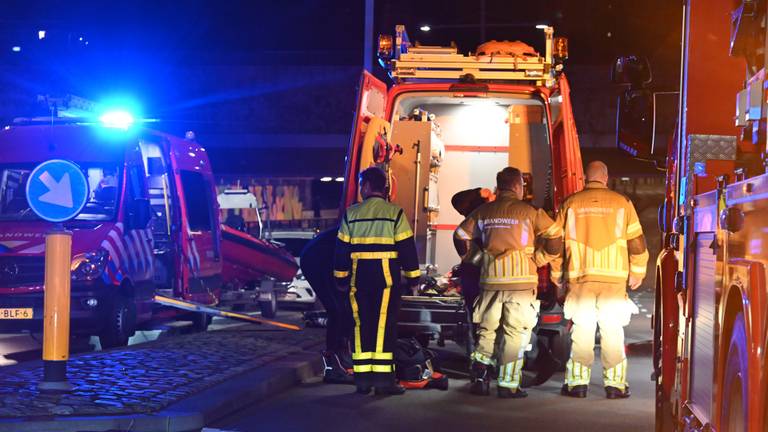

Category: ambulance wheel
[260, 296, 277, 319]
[99, 295, 136, 349]
[721, 313, 748, 432]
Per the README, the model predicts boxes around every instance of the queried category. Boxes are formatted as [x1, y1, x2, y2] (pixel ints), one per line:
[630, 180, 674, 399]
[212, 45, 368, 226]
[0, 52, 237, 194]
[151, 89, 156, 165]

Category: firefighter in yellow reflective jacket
[455, 167, 563, 398]
[553, 161, 649, 399]
[334, 167, 420, 395]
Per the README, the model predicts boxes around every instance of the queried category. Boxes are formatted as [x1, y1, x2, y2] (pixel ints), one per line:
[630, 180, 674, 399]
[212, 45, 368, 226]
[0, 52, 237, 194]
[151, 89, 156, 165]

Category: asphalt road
[210, 288, 655, 432]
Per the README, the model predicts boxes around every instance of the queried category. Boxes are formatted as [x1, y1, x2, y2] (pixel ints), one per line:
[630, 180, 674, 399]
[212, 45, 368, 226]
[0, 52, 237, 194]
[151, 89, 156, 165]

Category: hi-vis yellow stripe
[350, 236, 395, 245]
[351, 251, 398, 259]
[338, 231, 351, 242]
[394, 230, 413, 242]
[404, 269, 421, 278]
[376, 259, 393, 353]
[543, 223, 563, 238]
[334, 270, 349, 278]
[349, 260, 362, 354]
[353, 364, 393, 373]
[353, 352, 393, 360]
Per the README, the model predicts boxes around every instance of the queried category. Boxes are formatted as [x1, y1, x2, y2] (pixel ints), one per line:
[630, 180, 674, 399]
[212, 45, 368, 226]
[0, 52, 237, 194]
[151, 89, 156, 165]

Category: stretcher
[398, 295, 473, 357]
[153, 295, 301, 331]
[398, 292, 570, 386]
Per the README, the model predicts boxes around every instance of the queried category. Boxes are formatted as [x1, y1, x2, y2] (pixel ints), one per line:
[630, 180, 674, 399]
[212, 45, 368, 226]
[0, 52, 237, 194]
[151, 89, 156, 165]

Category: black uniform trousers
[349, 256, 402, 387]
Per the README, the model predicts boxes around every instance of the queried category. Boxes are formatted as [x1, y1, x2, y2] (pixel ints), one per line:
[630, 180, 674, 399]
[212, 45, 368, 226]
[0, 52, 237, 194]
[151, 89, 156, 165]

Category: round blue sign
[26, 159, 90, 223]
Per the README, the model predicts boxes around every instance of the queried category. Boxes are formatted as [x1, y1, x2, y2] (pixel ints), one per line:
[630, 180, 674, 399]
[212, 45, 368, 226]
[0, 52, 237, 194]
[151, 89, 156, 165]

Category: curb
[0, 345, 323, 432]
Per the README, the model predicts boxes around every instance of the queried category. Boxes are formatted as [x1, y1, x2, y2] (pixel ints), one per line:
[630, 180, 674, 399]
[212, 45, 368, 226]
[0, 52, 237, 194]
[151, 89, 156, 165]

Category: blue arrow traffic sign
[26, 159, 90, 223]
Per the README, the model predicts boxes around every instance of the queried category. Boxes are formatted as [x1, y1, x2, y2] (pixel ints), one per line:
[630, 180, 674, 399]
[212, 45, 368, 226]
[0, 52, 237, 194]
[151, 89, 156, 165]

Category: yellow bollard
[38, 227, 73, 392]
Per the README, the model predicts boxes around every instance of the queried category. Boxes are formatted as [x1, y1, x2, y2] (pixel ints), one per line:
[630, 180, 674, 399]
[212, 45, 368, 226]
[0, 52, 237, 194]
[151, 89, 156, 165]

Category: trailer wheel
[99, 296, 136, 349]
[721, 312, 748, 432]
[260, 296, 277, 319]
[191, 313, 212, 332]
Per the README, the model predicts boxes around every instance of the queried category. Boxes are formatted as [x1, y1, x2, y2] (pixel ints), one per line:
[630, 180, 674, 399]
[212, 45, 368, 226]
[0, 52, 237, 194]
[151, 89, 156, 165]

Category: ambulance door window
[180, 171, 213, 233]
[140, 143, 175, 245]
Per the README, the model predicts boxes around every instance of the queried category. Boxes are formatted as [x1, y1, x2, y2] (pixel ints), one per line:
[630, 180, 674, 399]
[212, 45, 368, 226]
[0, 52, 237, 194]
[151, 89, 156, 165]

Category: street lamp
[420, 25, 431, 32]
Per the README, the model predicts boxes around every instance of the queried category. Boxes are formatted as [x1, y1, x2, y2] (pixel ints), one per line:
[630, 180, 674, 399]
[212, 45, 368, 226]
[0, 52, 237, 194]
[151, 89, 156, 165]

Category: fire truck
[340, 25, 583, 369]
[614, 1, 768, 430]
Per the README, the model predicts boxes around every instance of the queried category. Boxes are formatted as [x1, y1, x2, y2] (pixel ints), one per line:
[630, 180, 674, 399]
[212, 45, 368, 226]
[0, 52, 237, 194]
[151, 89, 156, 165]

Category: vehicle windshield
[0, 163, 122, 221]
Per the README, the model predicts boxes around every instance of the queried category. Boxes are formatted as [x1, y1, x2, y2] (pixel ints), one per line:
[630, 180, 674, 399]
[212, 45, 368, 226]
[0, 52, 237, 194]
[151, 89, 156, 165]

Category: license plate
[0, 308, 33, 319]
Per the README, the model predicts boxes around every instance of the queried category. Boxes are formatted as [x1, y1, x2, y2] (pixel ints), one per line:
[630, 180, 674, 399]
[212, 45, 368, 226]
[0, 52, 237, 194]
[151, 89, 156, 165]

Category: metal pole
[364, 0, 375, 71]
[480, 0, 486, 42]
[413, 140, 421, 231]
[39, 223, 73, 392]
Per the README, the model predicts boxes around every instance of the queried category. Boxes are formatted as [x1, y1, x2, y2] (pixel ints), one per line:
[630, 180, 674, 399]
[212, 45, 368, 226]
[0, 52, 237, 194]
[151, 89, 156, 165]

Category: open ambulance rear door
[343, 71, 389, 209]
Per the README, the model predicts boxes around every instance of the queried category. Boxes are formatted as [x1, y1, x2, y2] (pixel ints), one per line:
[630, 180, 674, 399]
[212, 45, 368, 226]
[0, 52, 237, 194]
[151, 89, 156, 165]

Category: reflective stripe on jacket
[333, 196, 420, 283]
[455, 191, 562, 290]
[552, 181, 649, 284]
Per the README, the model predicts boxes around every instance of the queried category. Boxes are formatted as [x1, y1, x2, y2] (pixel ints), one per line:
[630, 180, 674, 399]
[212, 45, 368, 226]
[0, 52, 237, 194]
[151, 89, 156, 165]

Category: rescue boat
[220, 224, 298, 286]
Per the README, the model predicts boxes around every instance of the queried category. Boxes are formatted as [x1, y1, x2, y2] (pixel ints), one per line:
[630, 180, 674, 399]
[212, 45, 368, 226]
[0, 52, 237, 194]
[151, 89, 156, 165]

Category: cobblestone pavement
[0, 322, 323, 419]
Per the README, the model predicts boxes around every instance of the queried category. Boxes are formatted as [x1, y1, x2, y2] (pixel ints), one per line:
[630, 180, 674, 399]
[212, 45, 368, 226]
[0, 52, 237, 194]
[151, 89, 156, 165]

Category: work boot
[469, 362, 491, 396]
[322, 351, 354, 385]
[497, 387, 528, 399]
[561, 384, 588, 398]
[374, 384, 406, 396]
[605, 386, 631, 399]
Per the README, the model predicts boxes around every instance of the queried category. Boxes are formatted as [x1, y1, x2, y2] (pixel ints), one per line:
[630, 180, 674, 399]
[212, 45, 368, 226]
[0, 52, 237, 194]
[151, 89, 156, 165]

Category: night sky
[0, 0, 682, 142]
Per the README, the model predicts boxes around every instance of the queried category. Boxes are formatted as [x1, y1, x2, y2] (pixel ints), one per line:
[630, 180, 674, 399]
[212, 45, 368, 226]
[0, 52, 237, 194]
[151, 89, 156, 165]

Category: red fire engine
[615, 1, 768, 430]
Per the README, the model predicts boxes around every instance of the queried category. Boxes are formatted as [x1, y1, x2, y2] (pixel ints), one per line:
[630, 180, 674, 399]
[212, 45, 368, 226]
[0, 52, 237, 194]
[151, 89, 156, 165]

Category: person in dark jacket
[451, 187, 495, 309]
[300, 228, 355, 384]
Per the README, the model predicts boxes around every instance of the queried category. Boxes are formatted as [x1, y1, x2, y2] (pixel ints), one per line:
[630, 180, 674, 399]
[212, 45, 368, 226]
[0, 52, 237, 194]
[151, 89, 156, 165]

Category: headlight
[71, 249, 109, 281]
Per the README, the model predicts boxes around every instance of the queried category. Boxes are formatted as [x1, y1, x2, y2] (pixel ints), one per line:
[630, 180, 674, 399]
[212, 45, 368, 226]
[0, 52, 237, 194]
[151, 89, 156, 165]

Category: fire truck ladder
[154, 295, 301, 331]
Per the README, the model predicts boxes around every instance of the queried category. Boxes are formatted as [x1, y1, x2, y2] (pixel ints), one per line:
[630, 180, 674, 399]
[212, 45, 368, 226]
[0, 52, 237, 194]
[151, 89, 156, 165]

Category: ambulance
[342, 25, 583, 368]
[0, 105, 295, 347]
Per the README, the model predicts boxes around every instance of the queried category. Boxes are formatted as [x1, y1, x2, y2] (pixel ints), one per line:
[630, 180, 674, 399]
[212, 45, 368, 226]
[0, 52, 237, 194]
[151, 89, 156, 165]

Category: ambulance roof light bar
[12, 95, 152, 132]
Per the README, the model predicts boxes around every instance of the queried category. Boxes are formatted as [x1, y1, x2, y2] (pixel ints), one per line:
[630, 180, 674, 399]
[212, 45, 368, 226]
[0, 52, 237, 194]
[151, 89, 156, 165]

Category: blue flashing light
[99, 110, 135, 130]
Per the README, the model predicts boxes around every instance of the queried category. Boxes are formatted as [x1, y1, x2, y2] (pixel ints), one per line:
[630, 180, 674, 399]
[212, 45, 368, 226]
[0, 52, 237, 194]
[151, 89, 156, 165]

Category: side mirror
[612, 56, 652, 88]
[616, 88, 654, 160]
[128, 198, 152, 230]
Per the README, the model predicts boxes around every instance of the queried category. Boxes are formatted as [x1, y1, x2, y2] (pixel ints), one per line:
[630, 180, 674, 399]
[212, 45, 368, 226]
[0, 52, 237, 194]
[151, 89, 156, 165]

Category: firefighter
[300, 227, 354, 384]
[455, 167, 562, 398]
[333, 167, 420, 395]
[553, 161, 649, 399]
